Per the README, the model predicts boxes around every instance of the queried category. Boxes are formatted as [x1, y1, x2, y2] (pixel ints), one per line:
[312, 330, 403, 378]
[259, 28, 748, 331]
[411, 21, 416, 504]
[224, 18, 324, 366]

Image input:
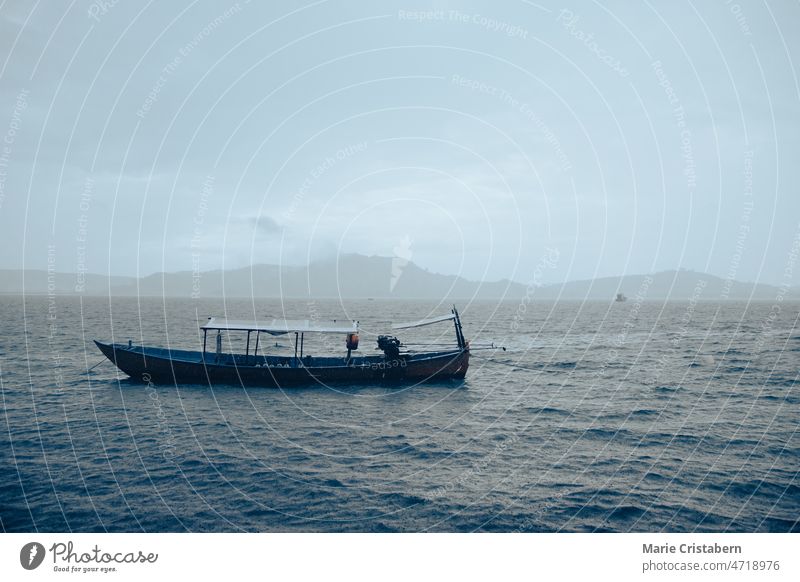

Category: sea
[1, 295, 798, 532]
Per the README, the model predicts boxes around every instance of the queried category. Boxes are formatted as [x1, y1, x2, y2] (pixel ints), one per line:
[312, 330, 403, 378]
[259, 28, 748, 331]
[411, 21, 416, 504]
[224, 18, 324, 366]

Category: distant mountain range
[2, 254, 797, 301]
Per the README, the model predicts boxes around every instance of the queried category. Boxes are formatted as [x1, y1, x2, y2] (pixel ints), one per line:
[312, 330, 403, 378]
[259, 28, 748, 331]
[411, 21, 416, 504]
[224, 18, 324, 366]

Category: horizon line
[0, 258, 788, 290]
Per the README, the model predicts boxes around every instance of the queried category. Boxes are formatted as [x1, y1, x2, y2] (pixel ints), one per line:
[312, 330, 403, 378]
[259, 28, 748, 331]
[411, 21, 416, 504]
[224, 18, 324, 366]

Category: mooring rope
[87, 359, 108, 372]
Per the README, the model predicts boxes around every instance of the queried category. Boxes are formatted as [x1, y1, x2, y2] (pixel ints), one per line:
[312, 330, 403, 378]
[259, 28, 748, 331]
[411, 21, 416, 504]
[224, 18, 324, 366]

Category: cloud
[248, 215, 282, 236]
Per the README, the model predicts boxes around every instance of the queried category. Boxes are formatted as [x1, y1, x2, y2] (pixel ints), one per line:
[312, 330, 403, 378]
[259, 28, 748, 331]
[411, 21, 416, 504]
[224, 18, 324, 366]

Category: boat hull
[94, 341, 469, 387]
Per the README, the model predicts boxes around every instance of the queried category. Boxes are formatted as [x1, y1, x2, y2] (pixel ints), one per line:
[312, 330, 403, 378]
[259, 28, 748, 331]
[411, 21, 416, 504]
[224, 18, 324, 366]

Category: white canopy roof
[392, 313, 455, 330]
[201, 317, 357, 335]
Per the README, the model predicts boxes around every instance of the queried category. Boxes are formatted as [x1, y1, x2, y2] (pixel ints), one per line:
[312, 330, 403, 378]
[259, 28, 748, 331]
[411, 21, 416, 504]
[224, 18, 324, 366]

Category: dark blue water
[1, 295, 798, 532]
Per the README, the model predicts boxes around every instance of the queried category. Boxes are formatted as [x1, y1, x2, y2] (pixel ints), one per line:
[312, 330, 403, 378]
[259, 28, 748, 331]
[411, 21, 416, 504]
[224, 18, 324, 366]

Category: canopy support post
[202, 329, 207, 359]
[294, 332, 299, 367]
[254, 332, 260, 362]
[300, 333, 304, 359]
[246, 331, 251, 362]
[453, 306, 466, 349]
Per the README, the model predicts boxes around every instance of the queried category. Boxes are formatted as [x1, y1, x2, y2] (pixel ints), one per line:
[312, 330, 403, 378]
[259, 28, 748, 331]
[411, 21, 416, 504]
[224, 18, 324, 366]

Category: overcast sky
[1, 0, 798, 286]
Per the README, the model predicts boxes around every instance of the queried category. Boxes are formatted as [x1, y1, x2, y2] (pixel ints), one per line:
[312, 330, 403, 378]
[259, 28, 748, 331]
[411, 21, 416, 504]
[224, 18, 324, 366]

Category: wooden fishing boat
[94, 307, 469, 387]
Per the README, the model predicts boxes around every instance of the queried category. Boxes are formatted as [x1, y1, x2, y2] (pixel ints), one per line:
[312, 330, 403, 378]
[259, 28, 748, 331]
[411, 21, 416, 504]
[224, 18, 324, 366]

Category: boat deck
[113, 343, 460, 369]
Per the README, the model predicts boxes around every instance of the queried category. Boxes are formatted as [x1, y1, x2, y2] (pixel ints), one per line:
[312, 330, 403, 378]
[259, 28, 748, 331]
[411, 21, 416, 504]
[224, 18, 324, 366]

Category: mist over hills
[2, 254, 796, 301]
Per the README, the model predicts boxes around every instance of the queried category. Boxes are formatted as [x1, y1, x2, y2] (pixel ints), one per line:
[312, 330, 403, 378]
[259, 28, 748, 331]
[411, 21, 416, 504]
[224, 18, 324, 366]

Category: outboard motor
[377, 335, 401, 359]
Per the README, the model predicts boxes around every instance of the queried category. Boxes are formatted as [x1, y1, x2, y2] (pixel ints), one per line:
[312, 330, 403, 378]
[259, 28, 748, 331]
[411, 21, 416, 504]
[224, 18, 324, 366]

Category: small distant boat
[94, 307, 469, 387]
[615, 293, 627, 302]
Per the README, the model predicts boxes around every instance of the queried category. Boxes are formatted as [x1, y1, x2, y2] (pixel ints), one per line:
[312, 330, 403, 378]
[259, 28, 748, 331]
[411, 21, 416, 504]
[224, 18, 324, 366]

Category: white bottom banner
[1, 533, 796, 581]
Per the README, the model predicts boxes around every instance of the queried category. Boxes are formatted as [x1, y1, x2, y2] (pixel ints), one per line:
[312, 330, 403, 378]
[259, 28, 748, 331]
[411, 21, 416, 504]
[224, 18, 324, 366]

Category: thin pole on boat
[246, 330, 251, 361]
[452, 305, 466, 349]
[300, 333, 304, 358]
[254, 331, 260, 360]
[87, 359, 107, 371]
[294, 332, 299, 366]
[202, 328, 207, 357]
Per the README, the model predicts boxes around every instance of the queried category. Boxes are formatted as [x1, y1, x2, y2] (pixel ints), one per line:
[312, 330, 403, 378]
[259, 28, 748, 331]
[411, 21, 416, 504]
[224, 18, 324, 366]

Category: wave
[630, 408, 659, 417]
[372, 436, 452, 460]
[380, 491, 429, 508]
[578, 427, 638, 442]
[654, 385, 683, 393]
[523, 406, 572, 417]
[608, 505, 646, 520]
[4, 296, 799, 532]
[549, 361, 578, 369]
[759, 517, 800, 533]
